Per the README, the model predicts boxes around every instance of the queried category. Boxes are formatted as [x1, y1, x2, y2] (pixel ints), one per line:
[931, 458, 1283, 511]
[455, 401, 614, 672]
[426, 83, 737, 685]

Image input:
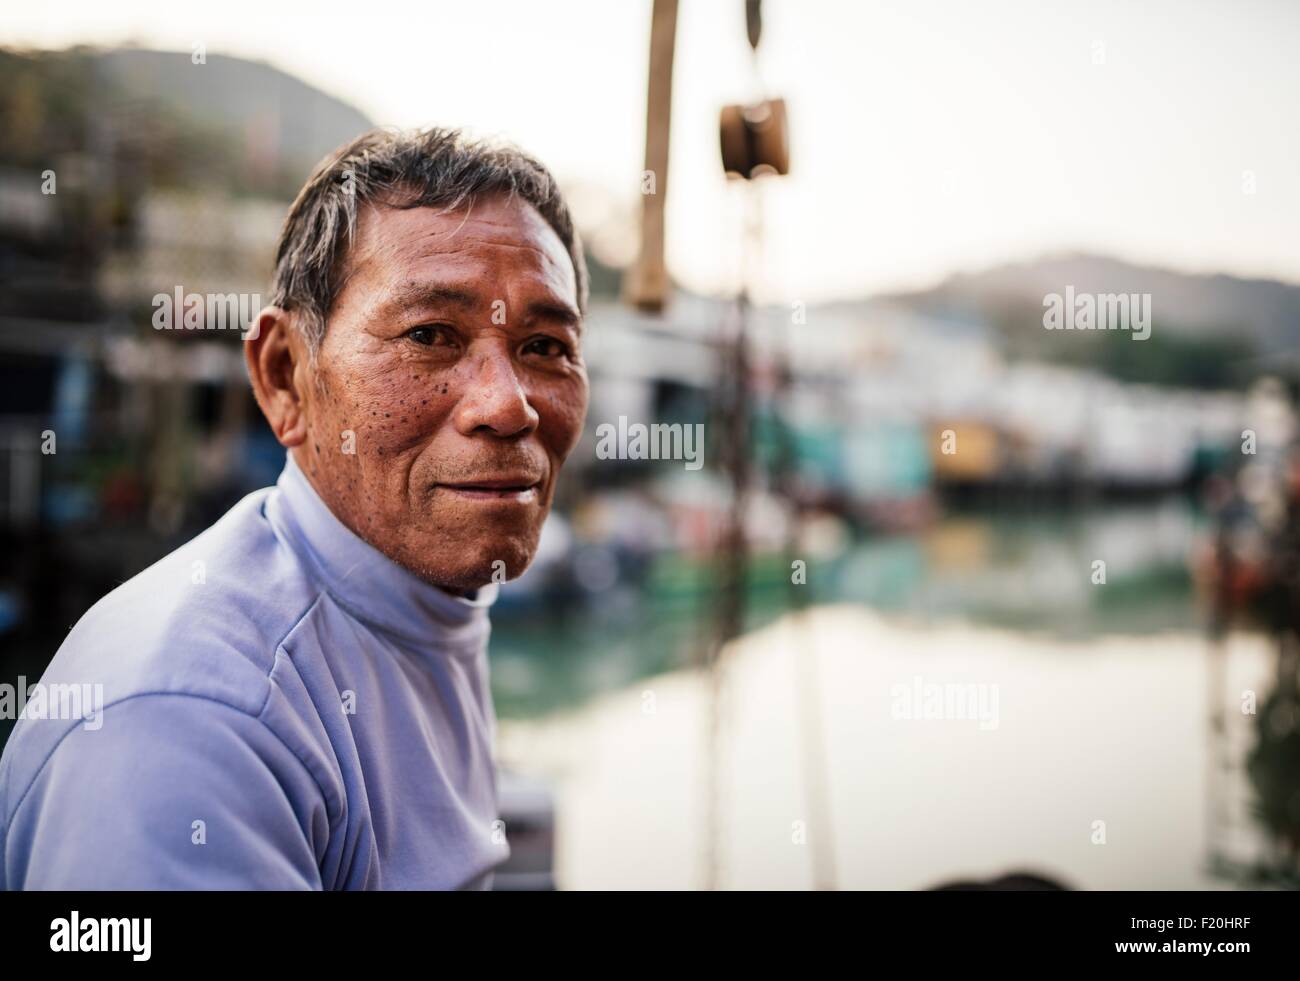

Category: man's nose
[451, 348, 539, 438]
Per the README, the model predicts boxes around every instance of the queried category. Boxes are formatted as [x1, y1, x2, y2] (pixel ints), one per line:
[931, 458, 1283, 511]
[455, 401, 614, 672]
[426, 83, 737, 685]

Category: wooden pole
[623, 0, 678, 313]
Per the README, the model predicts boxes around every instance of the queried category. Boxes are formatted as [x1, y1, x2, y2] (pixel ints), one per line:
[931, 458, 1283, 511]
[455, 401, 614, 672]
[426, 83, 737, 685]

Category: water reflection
[492, 495, 1300, 888]
[491, 496, 1204, 718]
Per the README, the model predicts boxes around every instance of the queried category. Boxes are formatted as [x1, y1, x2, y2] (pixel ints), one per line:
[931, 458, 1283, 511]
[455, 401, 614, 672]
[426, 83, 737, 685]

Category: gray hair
[269, 126, 588, 352]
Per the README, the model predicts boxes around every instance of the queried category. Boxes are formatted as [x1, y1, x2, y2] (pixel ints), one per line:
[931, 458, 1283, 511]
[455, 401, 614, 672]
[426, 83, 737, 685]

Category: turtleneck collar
[264, 452, 498, 656]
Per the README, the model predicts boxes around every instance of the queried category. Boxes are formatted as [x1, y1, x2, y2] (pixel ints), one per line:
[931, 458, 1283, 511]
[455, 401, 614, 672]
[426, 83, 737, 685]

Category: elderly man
[0, 128, 589, 889]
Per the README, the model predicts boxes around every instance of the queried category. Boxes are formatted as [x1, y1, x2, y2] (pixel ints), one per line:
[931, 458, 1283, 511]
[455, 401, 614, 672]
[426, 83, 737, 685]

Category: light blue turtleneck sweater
[0, 453, 510, 889]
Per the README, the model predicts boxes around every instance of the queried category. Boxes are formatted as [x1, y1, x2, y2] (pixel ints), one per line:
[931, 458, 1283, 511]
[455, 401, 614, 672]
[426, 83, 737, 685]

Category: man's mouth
[435, 476, 542, 503]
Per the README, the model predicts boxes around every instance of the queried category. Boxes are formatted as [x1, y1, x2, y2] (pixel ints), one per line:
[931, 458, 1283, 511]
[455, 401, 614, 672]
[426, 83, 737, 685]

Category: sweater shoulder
[61, 488, 318, 698]
[1, 488, 327, 800]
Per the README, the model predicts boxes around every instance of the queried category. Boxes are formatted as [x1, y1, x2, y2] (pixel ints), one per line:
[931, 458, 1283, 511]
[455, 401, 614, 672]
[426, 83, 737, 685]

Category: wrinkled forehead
[335, 192, 578, 312]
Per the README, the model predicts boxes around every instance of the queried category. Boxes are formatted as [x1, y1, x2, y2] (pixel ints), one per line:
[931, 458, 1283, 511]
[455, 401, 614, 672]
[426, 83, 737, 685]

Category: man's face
[296, 192, 588, 594]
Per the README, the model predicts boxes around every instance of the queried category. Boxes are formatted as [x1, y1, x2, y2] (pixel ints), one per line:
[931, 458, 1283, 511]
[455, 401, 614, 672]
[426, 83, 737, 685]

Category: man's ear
[245, 306, 312, 448]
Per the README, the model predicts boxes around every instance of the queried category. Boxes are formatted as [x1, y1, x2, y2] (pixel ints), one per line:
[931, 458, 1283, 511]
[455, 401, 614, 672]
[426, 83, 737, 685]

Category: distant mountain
[95, 48, 373, 193]
[0, 45, 374, 198]
[885, 253, 1300, 358]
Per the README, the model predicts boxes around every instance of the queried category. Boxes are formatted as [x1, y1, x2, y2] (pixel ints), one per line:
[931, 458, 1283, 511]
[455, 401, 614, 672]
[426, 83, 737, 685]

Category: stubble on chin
[382, 515, 544, 594]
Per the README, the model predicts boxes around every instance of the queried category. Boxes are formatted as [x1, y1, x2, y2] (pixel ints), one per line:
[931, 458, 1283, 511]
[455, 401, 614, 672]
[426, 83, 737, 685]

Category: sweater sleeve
[3, 693, 328, 890]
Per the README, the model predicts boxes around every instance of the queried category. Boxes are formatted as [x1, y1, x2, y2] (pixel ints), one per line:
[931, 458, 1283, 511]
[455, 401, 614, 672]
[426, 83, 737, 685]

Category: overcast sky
[5, 0, 1299, 303]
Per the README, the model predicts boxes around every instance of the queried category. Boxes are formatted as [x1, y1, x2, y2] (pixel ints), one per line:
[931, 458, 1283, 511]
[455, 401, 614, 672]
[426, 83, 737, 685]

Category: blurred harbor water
[491, 494, 1282, 888]
[490, 495, 1204, 718]
[498, 608, 1272, 890]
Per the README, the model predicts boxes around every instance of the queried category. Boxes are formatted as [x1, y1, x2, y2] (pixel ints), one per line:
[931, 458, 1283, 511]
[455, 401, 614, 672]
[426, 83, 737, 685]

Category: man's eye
[523, 336, 570, 358]
[406, 325, 452, 347]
